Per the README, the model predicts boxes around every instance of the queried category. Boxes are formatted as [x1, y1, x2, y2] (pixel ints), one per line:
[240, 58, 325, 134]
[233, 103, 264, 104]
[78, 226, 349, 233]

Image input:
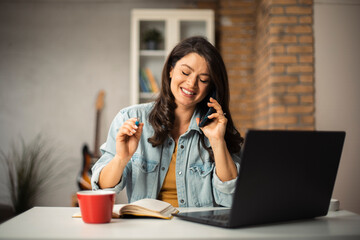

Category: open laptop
[174, 130, 346, 228]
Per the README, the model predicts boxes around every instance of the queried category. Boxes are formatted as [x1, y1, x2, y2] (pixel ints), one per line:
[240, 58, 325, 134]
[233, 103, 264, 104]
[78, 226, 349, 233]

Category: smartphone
[199, 90, 217, 127]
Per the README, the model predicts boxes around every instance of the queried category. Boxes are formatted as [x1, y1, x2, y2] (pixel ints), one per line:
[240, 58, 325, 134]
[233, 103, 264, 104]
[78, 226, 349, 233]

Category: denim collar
[187, 108, 211, 148]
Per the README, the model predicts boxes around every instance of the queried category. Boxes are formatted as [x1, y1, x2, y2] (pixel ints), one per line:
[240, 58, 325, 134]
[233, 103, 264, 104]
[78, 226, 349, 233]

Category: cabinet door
[138, 21, 165, 103]
[131, 9, 214, 105]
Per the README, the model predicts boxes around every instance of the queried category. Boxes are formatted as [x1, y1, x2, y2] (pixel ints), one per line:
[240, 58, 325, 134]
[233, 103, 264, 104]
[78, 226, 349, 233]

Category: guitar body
[77, 145, 93, 190]
[77, 90, 105, 190]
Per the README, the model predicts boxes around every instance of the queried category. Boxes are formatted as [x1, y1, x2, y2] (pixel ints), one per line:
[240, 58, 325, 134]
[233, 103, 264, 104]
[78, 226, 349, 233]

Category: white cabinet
[130, 9, 215, 105]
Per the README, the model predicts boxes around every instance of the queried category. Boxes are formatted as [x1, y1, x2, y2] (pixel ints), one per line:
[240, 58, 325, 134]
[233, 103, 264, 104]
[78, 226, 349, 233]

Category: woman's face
[170, 53, 211, 110]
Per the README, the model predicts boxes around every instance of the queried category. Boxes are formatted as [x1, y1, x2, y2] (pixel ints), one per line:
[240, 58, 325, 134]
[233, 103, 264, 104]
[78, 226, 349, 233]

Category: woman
[91, 36, 243, 207]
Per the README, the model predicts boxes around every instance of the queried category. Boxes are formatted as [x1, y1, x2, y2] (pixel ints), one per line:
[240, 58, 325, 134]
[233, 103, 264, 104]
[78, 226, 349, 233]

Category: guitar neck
[93, 110, 101, 158]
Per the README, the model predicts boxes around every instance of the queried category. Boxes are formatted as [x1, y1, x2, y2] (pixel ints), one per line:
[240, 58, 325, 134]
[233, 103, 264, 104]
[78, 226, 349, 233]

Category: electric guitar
[77, 90, 105, 190]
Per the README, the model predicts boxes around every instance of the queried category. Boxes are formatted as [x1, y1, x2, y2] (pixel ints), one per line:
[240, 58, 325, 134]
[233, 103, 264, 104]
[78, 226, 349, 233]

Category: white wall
[2, 0, 359, 214]
[314, 0, 360, 213]
[0, 0, 183, 207]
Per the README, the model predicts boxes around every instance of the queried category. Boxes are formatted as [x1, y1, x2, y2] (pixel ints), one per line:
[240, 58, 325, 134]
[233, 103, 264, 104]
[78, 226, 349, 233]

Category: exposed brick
[222, 16, 257, 24]
[269, 25, 312, 34]
[299, 16, 313, 24]
[270, 45, 285, 54]
[269, 6, 285, 14]
[301, 95, 314, 103]
[287, 125, 315, 130]
[268, 35, 298, 44]
[287, 105, 314, 114]
[270, 65, 286, 74]
[269, 0, 297, 4]
[287, 84, 314, 93]
[287, 45, 313, 53]
[299, 55, 314, 63]
[233, 114, 254, 121]
[285, 6, 312, 15]
[270, 115, 298, 125]
[220, 1, 256, 8]
[223, 48, 254, 55]
[287, 25, 312, 34]
[298, 0, 313, 5]
[269, 16, 298, 24]
[270, 75, 298, 83]
[269, 126, 288, 130]
[269, 105, 286, 114]
[197, 2, 218, 9]
[287, 64, 314, 73]
[219, 9, 257, 15]
[300, 75, 314, 83]
[271, 85, 287, 94]
[219, 39, 254, 48]
[299, 35, 313, 43]
[271, 55, 298, 64]
[269, 95, 299, 104]
[300, 115, 315, 125]
[255, 118, 269, 128]
[218, 0, 314, 131]
[269, 26, 286, 34]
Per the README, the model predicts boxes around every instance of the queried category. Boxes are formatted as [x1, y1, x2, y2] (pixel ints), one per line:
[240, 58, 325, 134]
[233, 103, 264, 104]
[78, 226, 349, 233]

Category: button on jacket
[91, 102, 241, 207]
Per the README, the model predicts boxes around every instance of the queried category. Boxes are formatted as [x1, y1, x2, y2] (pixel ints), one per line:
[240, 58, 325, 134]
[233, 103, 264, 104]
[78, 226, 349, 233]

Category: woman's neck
[171, 106, 195, 143]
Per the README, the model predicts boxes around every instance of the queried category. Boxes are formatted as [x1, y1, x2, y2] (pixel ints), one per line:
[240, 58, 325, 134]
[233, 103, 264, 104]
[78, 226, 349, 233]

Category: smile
[181, 87, 196, 96]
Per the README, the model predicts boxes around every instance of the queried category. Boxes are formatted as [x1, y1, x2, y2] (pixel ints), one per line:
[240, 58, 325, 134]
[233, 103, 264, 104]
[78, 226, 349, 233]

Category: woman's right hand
[99, 118, 143, 189]
[115, 118, 144, 165]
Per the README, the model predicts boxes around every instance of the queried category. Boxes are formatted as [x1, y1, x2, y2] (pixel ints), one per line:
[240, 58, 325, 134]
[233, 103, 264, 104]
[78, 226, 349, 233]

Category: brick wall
[218, 0, 315, 134]
[197, 0, 315, 135]
[254, 0, 315, 131]
[216, 0, 257, 135]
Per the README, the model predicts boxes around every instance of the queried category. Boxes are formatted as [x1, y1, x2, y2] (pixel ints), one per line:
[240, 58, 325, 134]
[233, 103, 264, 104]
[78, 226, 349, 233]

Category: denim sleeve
[212, 152, 241, 207]
[91, 112, 129, 193]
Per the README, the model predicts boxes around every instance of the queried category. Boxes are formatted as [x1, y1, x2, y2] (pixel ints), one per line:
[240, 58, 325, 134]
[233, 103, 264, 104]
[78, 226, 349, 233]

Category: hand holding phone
[199, 90, 217, 127]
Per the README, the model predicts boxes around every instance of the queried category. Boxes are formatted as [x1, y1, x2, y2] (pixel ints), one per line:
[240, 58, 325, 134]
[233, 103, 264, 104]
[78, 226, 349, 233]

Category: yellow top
[157, 143, 179, 207]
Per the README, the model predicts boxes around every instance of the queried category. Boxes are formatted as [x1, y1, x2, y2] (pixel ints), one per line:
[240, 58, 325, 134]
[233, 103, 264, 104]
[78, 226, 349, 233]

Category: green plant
[1, 135, 67, 214]
[143, 28, 162, 43]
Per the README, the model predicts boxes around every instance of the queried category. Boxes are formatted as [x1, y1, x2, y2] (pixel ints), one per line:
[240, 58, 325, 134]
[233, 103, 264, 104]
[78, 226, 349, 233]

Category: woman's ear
[169, 66, 173, 79]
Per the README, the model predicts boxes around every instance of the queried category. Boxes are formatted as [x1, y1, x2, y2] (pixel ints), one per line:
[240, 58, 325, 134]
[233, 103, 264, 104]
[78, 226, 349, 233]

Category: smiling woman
[91, 36, 244, 208]
[169, 53, 210, 109]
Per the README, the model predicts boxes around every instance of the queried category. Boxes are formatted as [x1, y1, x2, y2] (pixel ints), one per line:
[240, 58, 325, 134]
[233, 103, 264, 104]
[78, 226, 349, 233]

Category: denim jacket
[91, 102, 241, 207]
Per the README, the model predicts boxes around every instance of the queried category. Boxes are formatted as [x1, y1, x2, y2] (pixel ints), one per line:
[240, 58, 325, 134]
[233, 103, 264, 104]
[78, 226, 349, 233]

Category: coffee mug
[77, 190, 116, 223]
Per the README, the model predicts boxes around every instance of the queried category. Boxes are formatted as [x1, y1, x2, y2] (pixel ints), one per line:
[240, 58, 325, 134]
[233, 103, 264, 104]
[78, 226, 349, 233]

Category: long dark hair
[148, 36, 243, 158]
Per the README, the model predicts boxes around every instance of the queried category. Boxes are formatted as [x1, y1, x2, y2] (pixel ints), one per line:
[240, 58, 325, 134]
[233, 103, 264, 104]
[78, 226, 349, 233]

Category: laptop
[174, 130, 346, 228]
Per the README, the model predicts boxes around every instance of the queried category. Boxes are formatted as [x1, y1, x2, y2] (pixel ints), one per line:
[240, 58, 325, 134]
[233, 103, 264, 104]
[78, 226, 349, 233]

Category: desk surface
[0, 207, 360, 240]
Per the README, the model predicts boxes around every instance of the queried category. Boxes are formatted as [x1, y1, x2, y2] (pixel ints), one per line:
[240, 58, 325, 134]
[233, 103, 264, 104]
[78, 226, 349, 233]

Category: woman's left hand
[196, 97, 227, 143]
[197, 97, 238, 181]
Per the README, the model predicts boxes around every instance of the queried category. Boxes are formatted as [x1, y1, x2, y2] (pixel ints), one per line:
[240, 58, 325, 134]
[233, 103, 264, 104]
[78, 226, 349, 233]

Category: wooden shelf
[130, 9, 214, 105]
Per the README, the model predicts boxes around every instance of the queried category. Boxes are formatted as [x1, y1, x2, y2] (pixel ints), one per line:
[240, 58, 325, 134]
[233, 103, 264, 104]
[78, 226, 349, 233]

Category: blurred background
[0, 0, 359, 221]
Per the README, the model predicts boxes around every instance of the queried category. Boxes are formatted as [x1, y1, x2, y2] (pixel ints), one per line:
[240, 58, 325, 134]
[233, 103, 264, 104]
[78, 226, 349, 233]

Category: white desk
[0, 207, 360, 240]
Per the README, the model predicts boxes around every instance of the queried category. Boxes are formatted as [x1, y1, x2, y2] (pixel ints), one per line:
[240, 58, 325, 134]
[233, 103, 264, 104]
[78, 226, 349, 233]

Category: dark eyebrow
[180, 64, 194, 71]
[180, 64, 210, 76]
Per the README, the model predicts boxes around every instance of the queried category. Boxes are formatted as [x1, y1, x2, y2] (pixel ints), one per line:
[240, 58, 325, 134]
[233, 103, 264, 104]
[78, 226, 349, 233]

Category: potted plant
[1, 135, 68, 216]
[143, 28, 162, 50]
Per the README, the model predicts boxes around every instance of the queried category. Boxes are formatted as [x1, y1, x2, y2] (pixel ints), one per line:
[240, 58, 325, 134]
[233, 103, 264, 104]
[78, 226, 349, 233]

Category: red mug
[77, 190, 116, 224]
